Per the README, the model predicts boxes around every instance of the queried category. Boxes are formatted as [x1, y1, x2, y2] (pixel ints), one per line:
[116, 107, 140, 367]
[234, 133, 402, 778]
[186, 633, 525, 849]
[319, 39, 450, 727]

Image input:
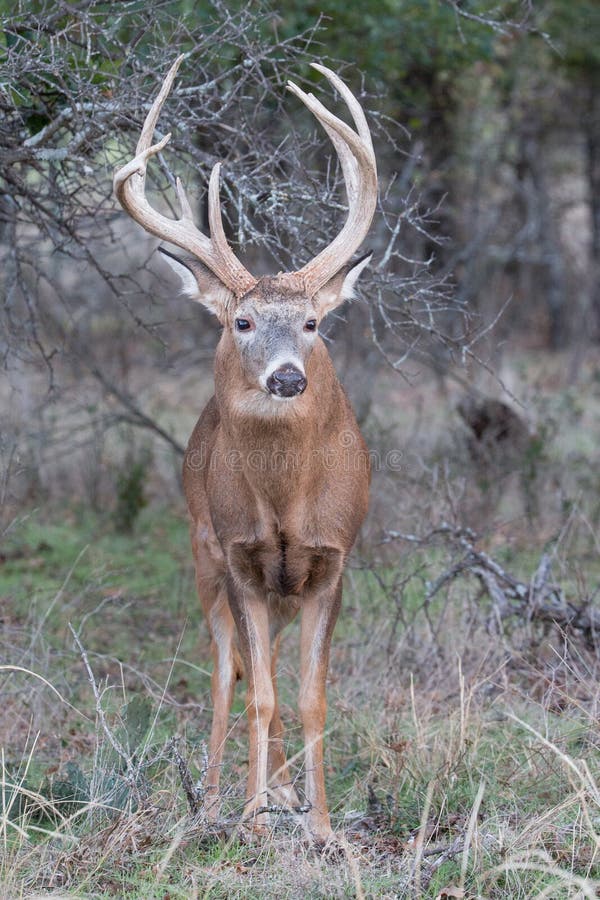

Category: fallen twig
[383, 524, 599, 650]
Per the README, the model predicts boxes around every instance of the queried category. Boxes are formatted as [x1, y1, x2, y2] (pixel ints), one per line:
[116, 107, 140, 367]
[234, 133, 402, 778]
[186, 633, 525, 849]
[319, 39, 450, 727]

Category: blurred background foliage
[2, 4, 600, 894]
[1, 0, 599, 557]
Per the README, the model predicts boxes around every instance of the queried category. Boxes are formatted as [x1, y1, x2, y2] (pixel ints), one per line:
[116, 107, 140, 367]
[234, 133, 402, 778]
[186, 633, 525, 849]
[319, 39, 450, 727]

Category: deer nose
[266, 365, 307, 398]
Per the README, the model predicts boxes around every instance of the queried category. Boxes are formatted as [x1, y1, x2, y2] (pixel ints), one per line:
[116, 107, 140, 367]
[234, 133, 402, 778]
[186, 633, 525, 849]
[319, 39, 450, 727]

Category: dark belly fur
[230, 535, 341, 598]
[273, 532, 296, 596]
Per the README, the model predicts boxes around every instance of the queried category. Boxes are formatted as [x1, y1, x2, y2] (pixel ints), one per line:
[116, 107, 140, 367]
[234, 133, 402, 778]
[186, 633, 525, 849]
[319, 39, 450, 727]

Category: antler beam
[113, 55, 256, 298]
[287, 64, 378, 296]
[114, 59, 377, 301]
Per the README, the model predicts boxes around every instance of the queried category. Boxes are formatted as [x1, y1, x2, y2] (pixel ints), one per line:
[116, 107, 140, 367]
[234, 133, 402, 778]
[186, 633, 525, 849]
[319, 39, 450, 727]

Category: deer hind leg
[267, 633, 300, 808]
[298, 563, 343, 844]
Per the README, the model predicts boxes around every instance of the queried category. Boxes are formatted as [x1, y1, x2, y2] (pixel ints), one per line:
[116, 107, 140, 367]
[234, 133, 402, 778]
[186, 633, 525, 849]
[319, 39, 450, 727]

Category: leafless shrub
[1, 0, 462, 514]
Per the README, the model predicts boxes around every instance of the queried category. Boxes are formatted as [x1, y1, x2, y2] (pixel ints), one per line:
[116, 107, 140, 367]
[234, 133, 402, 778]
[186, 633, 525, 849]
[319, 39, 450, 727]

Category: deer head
[114, 57, 377, 402]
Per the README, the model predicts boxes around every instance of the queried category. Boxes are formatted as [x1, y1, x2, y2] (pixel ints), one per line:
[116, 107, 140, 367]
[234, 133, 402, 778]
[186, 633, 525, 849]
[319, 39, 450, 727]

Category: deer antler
[115, 59, 377, 300]
[113, 55, 256, 298]
[286, 64, 378, 297]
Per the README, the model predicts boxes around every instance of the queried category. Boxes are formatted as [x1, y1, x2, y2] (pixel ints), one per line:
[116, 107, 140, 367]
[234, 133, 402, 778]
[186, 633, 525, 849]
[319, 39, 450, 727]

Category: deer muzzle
[266, 365, 307, 398]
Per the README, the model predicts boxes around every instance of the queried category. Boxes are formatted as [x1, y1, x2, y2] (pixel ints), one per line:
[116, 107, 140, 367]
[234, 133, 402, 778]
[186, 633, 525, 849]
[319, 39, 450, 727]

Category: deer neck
[214, 336, 343, 460]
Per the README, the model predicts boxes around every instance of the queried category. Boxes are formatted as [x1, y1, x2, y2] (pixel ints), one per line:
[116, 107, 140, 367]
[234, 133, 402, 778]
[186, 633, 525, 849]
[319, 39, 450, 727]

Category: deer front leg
[226, 568, 274, 831]
[298, 567, 343, 844]
[205, 589, 240, 822]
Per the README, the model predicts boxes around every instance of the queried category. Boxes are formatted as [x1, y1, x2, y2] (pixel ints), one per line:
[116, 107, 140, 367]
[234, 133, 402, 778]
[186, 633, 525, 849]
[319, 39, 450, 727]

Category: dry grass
[1, 523, 599, 898]
[1, 353, 600, 897]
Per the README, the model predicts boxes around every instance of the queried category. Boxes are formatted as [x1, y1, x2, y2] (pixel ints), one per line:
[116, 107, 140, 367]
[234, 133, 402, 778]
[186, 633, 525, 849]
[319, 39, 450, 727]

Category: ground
[1, 352, 599, 898]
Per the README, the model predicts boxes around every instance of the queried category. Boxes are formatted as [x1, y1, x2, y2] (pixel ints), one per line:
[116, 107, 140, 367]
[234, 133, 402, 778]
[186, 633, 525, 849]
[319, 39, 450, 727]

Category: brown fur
[184, 321, 370, 842]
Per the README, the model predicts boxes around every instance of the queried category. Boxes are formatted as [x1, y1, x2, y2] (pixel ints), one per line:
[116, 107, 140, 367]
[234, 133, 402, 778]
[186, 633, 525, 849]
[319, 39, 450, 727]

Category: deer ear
[313, 251, 372, 317]
[158, 247, 233, 322]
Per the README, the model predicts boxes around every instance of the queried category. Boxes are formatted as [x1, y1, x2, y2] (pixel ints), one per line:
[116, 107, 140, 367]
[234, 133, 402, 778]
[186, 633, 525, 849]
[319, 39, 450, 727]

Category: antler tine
[175, 176, 194, 221]
[136, 54, 185, 157]
[310, 63, 375, 161]
[208, 162, 234, 262]
[287, 85, 355, 197]
[114, 56, 256, 297]
[286, 66, 378, 296]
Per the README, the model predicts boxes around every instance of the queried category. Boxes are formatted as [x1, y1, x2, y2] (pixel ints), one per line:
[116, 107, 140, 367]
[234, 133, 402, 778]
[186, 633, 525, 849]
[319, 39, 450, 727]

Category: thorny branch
[443, 0, 550, 42]
[68, 623, 172, 804]
[168, 736, 208, 819]
[1, 0, 460, 499]
[88, 366, 186, 457]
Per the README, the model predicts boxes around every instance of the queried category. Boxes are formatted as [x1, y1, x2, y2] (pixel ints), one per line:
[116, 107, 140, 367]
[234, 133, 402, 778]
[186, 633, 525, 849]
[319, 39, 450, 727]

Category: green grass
[3, 505, 191, 602]
[1, 506, 599, 898]
[1, 506, 201, 666]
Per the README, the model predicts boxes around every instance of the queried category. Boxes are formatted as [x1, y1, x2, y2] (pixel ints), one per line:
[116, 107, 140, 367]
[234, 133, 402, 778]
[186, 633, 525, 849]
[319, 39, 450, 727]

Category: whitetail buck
[114, 56, 377, 844]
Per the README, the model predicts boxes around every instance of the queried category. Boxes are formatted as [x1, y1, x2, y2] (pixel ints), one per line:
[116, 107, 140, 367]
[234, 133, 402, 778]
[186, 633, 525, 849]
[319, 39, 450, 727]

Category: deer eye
[304, 318, 317, 332]
[235, 318, 252, 332]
